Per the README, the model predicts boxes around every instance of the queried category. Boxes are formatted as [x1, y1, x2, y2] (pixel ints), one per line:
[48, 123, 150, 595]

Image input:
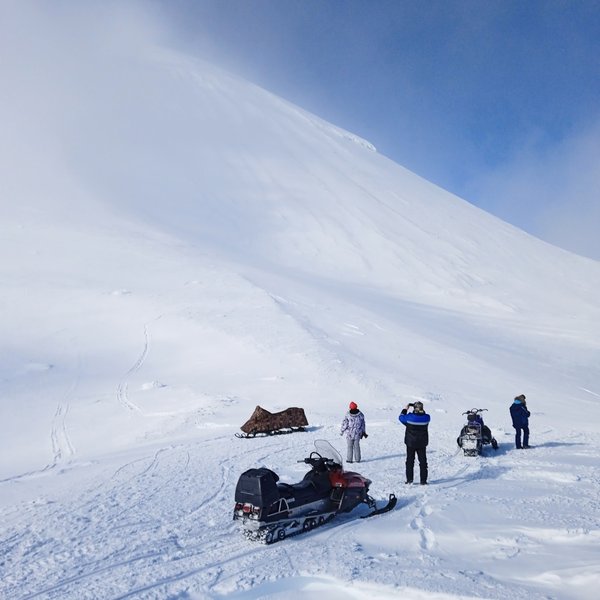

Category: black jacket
[399, 409, 430, 448]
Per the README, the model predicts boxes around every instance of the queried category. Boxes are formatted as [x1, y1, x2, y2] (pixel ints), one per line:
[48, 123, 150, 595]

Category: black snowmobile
[233, 440, 396, 543]
[457, 408, 498, 456]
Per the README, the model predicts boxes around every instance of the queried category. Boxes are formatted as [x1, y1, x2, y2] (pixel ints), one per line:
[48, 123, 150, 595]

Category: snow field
[2, 413, 599, 599]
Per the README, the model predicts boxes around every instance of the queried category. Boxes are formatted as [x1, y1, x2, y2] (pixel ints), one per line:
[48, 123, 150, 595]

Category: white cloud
[467, 116, 600, 261]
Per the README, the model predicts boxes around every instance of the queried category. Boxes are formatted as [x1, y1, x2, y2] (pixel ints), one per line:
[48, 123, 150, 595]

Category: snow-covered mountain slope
[1, 7, 599, 600]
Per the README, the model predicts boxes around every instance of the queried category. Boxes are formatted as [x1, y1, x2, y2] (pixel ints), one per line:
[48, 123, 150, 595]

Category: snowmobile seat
[276, 482, 295, 499]
[276, 480, 319, 504]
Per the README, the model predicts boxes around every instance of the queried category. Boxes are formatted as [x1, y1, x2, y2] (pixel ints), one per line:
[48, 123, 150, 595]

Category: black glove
[362, 432, 368, 439]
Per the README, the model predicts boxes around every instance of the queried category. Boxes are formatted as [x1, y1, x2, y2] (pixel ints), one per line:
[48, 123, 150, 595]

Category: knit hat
[413, 401, 424, 414]
[349, 402, 358, 410]
[514, 394, 526, 402]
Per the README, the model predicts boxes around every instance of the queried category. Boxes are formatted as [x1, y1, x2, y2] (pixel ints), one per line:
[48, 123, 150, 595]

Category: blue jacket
[510, 400, 530, 428]
[399, 410, 430, 448]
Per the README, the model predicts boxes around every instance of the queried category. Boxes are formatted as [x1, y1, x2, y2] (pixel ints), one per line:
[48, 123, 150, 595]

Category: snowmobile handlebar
[462, 408, 488, 415]
[298, 451, 339, 469]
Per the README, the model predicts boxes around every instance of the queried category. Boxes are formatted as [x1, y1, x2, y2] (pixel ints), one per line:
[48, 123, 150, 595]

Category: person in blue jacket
[399, 401, 430, 484]
[510, 394, 531, 449]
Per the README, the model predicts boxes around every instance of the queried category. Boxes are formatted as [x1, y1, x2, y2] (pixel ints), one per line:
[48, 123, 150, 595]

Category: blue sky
[5, 1, 597, 260]
[160, 0, 600, 261]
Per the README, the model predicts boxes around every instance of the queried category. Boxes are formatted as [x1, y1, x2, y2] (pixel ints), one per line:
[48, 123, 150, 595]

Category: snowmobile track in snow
[116, 325, 149, 413]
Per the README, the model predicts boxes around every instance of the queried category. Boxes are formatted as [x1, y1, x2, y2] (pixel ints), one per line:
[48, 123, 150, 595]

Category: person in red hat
[340, 402, 367, 463]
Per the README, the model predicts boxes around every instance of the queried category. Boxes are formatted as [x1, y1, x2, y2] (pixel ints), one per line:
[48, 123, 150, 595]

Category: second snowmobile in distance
[233, 440, 396, 543]
[457, 408, 498, 456]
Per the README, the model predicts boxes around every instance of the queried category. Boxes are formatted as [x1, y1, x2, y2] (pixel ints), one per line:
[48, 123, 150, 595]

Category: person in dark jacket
[399, 401, 430, 484]
[510, 394, 531, 449]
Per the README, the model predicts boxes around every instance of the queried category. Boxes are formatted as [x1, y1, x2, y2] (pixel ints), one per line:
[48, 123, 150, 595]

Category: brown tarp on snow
[240, 405, 308, 435]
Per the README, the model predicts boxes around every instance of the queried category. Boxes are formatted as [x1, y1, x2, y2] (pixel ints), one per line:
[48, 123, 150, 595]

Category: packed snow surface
[1, 7, 599, 600]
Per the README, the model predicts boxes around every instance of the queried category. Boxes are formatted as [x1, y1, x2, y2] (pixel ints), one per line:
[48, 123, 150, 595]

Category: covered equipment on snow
[236, 405, 309, 438]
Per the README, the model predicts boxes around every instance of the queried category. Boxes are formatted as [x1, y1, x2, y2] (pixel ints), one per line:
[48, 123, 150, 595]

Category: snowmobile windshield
[314, 440, 343, 467]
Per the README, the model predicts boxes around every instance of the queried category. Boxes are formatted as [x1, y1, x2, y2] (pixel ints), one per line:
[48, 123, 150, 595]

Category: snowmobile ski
[361, 493, 397, 518]
[235, 427, 307, 439]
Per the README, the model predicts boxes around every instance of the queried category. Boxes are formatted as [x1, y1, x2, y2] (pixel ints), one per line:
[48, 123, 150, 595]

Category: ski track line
[100, 435, 261, 528]
[71, 448, 170, 522]
[180, 437, 294, 525]
[4, 440, 292, 600]
[107, 516, 302, 600]
[7, 436, 486, 599]
[7, 467, 500, 598]
[109, 448, 177, 520]
[99, 446, 202, 527]
[18, 436, 589, 600]
[117, 325, 149, 413]
[109, 538, 270, 600]
[177, 460, 228, 525]
[19, 549, 167, 600]
[6, 450, 186, 600]
[4, 355, 81, 484]
[2, 448, 180, 580]
[50, 400, 75, 465]
[118, 440, 298, 587]
[58, 351, 81, 461]
[18, 518, 261, 600]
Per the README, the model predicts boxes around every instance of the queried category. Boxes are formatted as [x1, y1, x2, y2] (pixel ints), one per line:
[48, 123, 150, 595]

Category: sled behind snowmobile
[235, 405, 308, 438]
[233, 440, 396, 543]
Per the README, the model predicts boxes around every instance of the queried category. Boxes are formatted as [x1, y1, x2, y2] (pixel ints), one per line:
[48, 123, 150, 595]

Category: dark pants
[406, 446, 427, 483]
[514, 426, 529, 448]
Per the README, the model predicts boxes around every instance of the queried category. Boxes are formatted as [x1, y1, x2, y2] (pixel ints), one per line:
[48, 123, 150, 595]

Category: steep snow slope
[1, 5, 599, 600]
[40, 47, 600, 316]
[2, 40, 599, 471]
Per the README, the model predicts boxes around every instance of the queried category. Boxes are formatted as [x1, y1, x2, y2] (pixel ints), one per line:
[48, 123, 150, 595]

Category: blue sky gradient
[157, 0, 600, 260]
